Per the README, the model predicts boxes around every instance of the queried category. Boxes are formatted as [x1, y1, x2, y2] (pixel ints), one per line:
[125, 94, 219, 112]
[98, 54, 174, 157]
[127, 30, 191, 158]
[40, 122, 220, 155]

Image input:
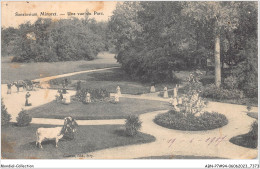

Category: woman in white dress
[114, 93, 119, 103]
[86, 92, 91, 103]
[163, 87, 168, 98]
[116, 86, 121, 96]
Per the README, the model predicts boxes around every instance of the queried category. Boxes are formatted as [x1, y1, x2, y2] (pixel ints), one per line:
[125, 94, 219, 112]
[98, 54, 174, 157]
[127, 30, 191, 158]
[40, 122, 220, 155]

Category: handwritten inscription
[167, 135, 227, 147]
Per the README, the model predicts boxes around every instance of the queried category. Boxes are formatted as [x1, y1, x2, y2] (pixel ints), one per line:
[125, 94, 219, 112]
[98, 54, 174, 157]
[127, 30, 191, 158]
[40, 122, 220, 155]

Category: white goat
[36, 117, 77, 149]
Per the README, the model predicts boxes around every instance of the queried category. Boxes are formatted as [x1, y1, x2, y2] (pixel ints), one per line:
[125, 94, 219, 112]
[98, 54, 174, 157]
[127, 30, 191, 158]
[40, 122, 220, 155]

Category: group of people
[6, 82, 32, 107]
[151, 83, 182, 111]
[55, 89, 71, 104]
[84, 86, 121, 104]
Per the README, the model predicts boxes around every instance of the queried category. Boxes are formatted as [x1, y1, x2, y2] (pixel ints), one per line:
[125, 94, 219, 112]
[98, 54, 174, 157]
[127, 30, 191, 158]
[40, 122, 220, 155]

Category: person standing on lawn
[76, 81, 81, 91]
[169, 96, 174, 105]
[59, 90, 63, 101]
[25, 92, 32, 106]
[150, 82, 156, 93]
[116, 86, 121, 96]
[86, 92, 91, 103]
[114, 93, 119, 103]
[55, 90, 61, 102]
[7, 83, 12, 94]
[64, 78, 69, 88]
[172, 97, 179, 112]
[163, 86, 168, 98]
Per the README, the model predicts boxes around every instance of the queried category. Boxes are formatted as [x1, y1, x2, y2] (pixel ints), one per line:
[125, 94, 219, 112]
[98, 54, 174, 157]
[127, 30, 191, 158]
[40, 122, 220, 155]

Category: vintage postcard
[1, 1, 259, 168]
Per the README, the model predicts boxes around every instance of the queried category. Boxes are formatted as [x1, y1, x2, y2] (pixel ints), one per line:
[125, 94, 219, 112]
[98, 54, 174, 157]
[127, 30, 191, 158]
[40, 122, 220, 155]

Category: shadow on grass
[114, 129, 128, 137]
[229, 133, 258, 149]
[2, 124, 156, 159]
[229, 121, 258, 149]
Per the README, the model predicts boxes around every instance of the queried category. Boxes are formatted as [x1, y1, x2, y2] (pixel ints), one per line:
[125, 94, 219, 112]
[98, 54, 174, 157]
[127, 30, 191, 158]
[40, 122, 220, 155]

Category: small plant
[75, 88, 110, 103]
[180, 71, 206, 116]
[246, 102, 252, 112]
[125, 115, 142, 136]
[16, 109, 32, 127]
[181, 91, 207, 116]
[1, 98, 11, 126]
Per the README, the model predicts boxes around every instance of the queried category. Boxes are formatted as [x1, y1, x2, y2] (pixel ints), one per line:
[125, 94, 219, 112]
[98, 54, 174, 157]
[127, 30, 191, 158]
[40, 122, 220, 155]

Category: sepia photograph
[1, 0, 258, 168]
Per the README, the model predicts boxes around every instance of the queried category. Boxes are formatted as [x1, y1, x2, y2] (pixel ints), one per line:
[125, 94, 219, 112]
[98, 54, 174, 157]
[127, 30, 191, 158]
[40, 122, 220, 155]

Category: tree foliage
[109, 1, 257, 95]
[1, 98, 11, 126]
[2, 17, 107, 62]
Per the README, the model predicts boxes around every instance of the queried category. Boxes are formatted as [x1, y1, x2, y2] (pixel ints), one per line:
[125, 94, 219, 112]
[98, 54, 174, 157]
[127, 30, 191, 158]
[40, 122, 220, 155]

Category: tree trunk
[214, 34, 221, 87]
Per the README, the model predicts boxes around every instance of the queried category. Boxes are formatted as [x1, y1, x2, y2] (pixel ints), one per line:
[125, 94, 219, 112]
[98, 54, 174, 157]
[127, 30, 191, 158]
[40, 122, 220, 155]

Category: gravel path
[71, 102, 258, 159]
[1, 68, 258, 159]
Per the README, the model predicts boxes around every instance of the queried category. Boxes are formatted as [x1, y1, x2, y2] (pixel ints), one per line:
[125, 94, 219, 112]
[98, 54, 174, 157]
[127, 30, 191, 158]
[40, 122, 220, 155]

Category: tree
[110, 1, 257, 88]
[1, 27, 19, 56]
[183, 2, 240, 87]
[1, 98, 11, 125]
[110, 2, 192, 82]
[10, 17, 107, 62]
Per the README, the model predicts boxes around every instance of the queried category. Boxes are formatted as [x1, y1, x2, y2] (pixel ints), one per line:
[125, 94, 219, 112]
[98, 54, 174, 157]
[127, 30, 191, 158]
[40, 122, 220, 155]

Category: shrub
[241, 81, 258, 98]
[249, 121, 258, 139]
[125, 115, 142, 136]
[75, 88, 110, 102]
[16, 109, 32, 127]
[154, 110, 228, 131]
[1, 99, 11, 126]
[11, 18, 106, 62]
[200, 76, 214, 86]
[246, 102, 252, 112]
[223, 76, 238, 90]
[178, 71, 207, 116]
[229, 121, 258, 149]
[49, 78, 71, 86]
[202, 84, 243, 100]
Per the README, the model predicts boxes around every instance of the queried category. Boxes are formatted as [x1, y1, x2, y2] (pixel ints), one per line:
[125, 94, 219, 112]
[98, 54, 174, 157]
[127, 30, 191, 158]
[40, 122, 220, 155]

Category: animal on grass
[36, 117, 78, 149]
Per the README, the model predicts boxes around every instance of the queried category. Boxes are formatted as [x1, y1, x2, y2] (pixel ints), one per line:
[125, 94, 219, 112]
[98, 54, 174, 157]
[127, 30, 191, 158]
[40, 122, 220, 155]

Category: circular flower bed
[154, 110, 228, 131]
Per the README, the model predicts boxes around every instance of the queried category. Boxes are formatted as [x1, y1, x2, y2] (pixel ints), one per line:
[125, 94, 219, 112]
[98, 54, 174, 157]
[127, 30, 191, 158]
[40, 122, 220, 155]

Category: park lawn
[49, 68, 151, 95]
[1, 52, 119, 83]
[49, 68, 186, 95]
[229, 121, 258, 149]
[27, 98, 169, 120]
[247, 112, 258, 119]
[1, 124, 155, 159]
[229, 133, 258, 149]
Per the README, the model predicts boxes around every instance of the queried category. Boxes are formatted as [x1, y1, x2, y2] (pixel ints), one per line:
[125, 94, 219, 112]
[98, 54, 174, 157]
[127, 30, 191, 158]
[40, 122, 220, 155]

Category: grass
[49, 68, 183, 95]
[1, 52, 119, 83]
[247, 112, 258, 119]
[229, 133, 258, 149]
[137, 155, 225, 159]
[1, 123, 155, 159]
[229, 121, 258, 149]
[201, 85, 258, 106]
[27, 98, 169, 120]
[49, 68, 190, 95]
[49, 68, 150, 95]
[154, 110, 228, 131]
